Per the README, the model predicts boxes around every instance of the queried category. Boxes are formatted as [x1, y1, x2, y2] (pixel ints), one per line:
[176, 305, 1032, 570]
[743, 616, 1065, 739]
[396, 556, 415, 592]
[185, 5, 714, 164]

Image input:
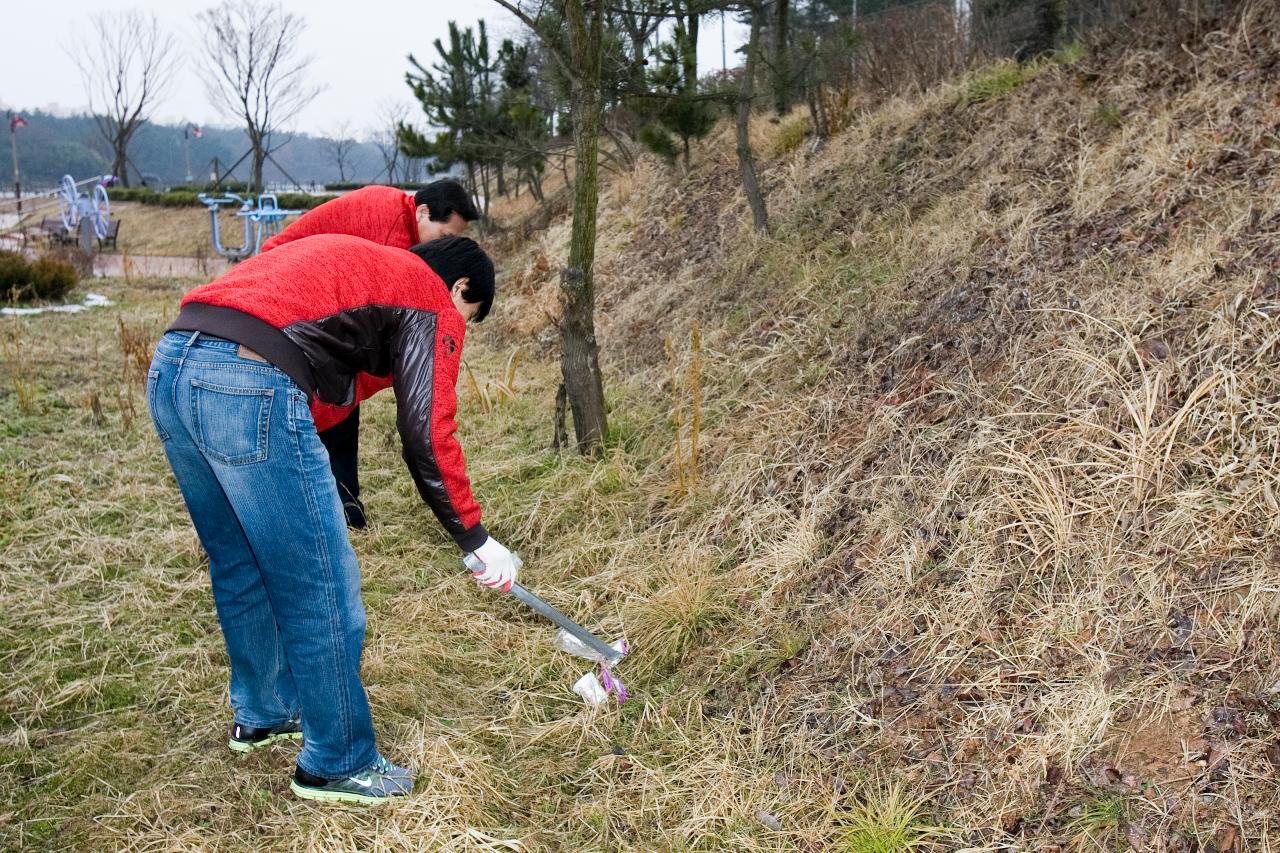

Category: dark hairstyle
[413, 179, 480, 223]
[408, 236, 495, 322]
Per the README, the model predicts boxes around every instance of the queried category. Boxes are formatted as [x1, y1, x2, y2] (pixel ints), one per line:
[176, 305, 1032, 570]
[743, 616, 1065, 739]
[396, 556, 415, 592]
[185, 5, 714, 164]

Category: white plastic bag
[554, 628, 626, 663]
[572, 672, 608, 706]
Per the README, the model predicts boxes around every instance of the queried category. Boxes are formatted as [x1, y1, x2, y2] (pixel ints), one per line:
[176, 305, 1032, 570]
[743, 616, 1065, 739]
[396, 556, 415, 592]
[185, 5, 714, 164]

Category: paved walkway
[0, 237, 229, 280]
[93, 253, 230, 279]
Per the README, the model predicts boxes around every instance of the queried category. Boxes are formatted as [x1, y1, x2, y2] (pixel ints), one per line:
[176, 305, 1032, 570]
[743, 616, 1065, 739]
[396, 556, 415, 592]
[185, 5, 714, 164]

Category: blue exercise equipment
[198, 192, 303, 261]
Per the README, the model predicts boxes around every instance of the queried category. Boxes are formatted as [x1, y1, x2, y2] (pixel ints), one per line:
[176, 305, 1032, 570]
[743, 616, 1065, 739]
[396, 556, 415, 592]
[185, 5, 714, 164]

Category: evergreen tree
[634, 35, 719, 168]
[401, 21, 503, 214]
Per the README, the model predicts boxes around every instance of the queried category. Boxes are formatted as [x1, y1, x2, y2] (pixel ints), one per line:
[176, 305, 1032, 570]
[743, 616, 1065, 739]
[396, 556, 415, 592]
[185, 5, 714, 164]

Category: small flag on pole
[186, 123, 203, 139]
[9, 115, 28, 132]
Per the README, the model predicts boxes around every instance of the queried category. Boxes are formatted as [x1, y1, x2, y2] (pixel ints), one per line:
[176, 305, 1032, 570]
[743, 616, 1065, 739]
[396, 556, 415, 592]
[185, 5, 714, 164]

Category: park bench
[39, 216, 71, 245]
[97, 218, 121, 251]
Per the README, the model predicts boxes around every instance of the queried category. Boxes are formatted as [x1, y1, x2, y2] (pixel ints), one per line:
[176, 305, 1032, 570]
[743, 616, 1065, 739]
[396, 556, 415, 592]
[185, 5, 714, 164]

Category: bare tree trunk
[682, 7, 699, 92]
[737, 3, 769, 233]
[112, 147, 129, 186]
[802, 59, 828, 139]
[552, 382, 569, 451]
[251, 141, 266, 192]
[562, 0, 609, 454]
[772, 0, 792, 114]
[466, 162, 483, 218]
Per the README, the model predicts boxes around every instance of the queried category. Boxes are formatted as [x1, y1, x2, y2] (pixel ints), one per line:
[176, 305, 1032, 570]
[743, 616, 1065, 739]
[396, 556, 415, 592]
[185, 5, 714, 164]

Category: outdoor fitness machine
[198, 192, 303, 261]
[57, 174, 113, 252]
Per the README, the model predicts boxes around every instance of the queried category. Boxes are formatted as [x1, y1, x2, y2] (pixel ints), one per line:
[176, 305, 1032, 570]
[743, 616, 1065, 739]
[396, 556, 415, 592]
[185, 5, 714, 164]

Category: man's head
[414, 180, 480, 242]
[408, 235, 495, 323]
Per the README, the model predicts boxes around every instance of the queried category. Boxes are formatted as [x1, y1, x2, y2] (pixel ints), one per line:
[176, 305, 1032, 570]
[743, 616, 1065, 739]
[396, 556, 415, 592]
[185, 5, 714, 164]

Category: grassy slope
[487, 3, 1280, 847]
[3, 4, 1280, 851]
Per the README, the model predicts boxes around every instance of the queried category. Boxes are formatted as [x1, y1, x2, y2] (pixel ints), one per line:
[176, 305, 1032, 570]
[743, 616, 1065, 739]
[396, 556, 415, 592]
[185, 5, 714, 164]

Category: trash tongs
[464, 555, 628, 703]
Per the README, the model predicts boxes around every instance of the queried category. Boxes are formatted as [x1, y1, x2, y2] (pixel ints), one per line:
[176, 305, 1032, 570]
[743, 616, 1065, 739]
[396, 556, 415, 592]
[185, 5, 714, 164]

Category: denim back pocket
[190, 379, 274, 466]
[146, 369, 169, 442]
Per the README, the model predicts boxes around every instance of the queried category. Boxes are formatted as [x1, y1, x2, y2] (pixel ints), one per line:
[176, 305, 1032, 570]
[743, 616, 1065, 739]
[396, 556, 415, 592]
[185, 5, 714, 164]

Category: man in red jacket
[146, 234, 519, 804]
[261, 179, 478, 252]
[262, 180, 481, 529]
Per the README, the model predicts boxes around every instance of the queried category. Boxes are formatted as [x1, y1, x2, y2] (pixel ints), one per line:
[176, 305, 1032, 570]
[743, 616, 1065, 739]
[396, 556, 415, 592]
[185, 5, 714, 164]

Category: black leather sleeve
[391, 310, 488, 550]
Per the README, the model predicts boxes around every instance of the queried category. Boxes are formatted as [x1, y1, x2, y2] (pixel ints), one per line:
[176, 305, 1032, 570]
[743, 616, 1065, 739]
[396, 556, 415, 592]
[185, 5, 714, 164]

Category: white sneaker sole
[289, 780, 404, 805]
[227, 731, 303, 753]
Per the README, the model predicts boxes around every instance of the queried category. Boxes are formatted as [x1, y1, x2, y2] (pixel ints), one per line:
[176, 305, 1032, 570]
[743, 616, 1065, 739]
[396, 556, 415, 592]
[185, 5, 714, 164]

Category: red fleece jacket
[260, 185, 420, 252]
[260, 185, 421, 431]
[178, 234, 482, 539]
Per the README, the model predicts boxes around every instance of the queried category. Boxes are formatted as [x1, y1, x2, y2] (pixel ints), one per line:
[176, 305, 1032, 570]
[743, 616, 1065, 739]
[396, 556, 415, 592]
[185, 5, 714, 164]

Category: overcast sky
[0, 0, 748, 139]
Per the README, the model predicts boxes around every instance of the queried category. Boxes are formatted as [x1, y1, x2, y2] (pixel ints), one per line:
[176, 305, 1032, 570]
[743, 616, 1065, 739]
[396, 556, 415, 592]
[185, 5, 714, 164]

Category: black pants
[319, 405, 361, 504]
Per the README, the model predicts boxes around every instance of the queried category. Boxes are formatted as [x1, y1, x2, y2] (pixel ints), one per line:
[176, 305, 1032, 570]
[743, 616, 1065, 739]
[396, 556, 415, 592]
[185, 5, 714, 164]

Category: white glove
[468, 537, 522, 592]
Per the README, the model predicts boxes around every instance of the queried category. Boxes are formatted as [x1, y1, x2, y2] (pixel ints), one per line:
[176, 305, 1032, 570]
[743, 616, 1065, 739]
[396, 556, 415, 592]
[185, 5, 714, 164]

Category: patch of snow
[1, 292, 112, 316]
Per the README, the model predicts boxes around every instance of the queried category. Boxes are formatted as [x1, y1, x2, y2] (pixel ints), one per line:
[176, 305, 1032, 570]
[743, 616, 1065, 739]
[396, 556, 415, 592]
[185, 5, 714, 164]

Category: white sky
[0, 1, 749, 138]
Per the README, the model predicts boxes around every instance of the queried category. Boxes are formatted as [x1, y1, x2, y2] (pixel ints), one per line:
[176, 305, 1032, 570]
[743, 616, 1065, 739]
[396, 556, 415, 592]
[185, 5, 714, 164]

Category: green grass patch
[1094, 99, 1125, 128]
[771, 114, 812, 158]
[962, 61, 1034, 106]
[838, 783, 948, 852]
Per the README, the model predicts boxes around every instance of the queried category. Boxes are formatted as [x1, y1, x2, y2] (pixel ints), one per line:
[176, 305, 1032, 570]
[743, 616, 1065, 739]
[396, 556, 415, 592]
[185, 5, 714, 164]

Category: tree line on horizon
[3, 110, 441, 192]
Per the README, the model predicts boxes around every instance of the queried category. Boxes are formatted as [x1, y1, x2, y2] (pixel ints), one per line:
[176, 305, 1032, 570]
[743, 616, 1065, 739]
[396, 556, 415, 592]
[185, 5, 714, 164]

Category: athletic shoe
[228, 717, 303, 753]
[290, 754, 416, 804]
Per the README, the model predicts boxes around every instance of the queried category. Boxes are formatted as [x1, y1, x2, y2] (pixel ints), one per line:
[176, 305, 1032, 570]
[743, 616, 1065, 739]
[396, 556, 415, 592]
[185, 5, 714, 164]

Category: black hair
[408, 236, 495, 322]
[413, 179, 480, 223]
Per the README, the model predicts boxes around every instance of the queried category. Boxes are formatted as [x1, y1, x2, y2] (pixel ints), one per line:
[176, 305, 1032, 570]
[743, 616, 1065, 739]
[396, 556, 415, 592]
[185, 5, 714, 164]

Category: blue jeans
[147, 331, 376, 779]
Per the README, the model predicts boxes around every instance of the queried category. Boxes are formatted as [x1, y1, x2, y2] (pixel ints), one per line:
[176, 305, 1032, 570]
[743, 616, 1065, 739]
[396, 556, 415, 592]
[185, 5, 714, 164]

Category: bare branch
[323, 121, 358, 183]
[369, 100, 411, 183]
[67, 10, 178, 185]
[195, 0, 321, 189]
[488, 0, 573, 74]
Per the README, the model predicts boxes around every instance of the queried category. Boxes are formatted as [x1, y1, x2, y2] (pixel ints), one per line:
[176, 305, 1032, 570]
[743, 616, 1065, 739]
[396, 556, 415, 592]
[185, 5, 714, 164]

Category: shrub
[0, 251, 26, 291]
[107, 187, 335, 210]
[323, 182, 424, 191]
[0, 250, 79, 303]
[274, 193, 334, 210]
[770, 115, 811, 157]
[41, 245, 94, 278]
[961, 60, 1032, 106]
[111, 188, 203, 207]
[638, 123, 681, 164]
[1056, 39, 1086, 66]
[1094, 99, 1124, 128]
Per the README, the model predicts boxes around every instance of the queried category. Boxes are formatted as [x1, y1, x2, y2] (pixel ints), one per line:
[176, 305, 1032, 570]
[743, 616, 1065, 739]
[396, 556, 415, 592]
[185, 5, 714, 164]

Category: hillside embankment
[486, 1, 1280, 846]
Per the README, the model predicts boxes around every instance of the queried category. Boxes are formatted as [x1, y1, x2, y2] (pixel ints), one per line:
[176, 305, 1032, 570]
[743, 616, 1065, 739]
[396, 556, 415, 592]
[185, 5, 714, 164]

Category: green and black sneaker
[290, 754, 416, 804]
[228, 717, 303, 753]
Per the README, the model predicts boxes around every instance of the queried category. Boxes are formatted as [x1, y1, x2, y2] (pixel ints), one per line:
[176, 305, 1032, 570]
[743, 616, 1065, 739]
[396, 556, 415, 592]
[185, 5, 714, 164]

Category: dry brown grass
[484, 1, 1280, 847]
[4, 3, 1280, 850]
[9, 202, 220, 258]
[111, 203, 221, 257]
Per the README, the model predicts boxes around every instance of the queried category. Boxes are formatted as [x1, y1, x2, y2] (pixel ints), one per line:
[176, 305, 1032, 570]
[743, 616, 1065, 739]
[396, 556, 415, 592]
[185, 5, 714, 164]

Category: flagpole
[8, 112, 21, 215]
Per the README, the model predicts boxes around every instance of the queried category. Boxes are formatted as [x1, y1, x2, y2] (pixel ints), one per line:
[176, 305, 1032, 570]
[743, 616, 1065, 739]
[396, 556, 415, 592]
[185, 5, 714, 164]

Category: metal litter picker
[464, 554, 629, 705]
